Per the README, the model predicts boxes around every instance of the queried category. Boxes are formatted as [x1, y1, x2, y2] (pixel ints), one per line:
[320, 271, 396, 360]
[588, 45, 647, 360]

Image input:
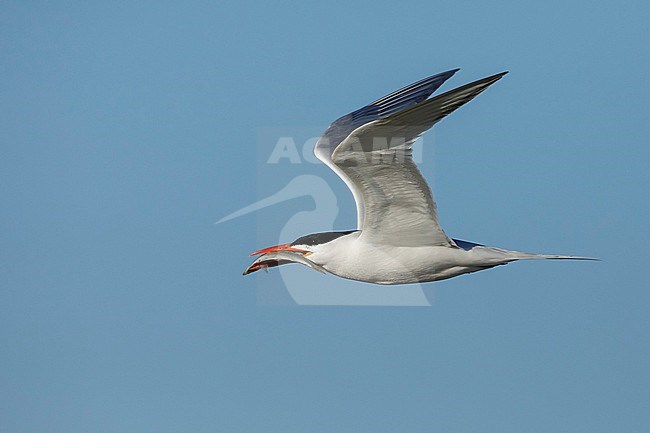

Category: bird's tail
[505, 250, 599, 261]
[467, 245, 599, 267]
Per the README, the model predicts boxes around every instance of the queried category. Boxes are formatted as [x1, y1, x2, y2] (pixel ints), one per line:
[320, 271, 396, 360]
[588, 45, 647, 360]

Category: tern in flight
[244, 69, 595, 284]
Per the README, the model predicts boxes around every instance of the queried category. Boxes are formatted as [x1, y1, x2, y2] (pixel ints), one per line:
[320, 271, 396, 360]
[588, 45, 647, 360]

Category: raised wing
[314, 69, 459, 228]
[330, 72, 508, 247]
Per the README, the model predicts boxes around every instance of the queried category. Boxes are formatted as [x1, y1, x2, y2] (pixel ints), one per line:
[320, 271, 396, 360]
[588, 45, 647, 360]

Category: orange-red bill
[249, 243, 307, 257]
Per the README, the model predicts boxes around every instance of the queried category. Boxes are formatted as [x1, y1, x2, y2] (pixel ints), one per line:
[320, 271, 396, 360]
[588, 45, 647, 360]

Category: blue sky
[1, 1, 649, 432]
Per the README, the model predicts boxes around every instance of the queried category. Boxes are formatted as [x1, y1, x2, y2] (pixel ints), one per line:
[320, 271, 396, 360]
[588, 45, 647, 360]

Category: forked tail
[508, 251, 599, 261]
[455, 240, 599, 262]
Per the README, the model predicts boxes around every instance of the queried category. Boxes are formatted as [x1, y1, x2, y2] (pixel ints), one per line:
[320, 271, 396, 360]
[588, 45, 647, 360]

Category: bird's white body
[306, 232, 492, 284]
[242, 69, 595, 283]
[301, 231, 577, 284]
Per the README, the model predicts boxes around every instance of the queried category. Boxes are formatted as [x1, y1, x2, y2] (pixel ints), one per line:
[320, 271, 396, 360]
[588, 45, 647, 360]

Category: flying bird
[244, 69, 595, 284]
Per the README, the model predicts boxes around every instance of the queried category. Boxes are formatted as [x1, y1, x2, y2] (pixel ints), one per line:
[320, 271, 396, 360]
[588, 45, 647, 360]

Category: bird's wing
[329, 72, 508, 247]
[314, 69, 459, 228]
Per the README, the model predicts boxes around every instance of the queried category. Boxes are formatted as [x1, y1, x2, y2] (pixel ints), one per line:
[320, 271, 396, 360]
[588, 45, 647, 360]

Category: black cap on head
[291, 230, 357, 247]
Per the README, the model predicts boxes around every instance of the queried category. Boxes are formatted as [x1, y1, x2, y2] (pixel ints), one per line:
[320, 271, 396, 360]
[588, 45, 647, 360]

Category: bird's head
[243, 230, 357, 275]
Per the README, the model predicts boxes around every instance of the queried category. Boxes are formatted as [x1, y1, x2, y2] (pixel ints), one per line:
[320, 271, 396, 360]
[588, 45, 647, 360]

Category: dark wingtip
[472, 70, 509, 88]
[437, 68, 460, 80]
